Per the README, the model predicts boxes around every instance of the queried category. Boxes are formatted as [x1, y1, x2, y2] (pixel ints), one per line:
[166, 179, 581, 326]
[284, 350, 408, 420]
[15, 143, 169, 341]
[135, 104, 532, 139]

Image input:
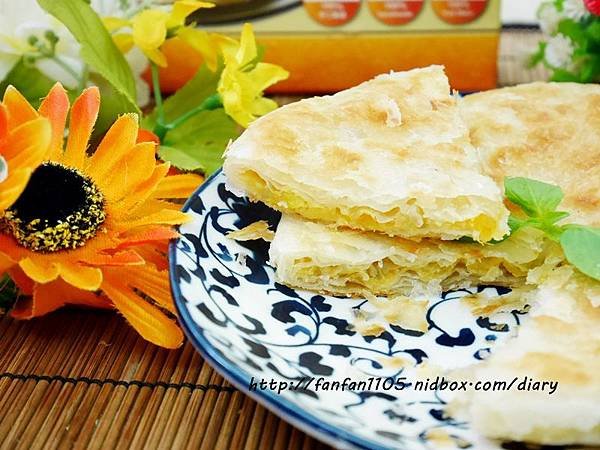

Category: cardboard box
[199, 0, 500, 93]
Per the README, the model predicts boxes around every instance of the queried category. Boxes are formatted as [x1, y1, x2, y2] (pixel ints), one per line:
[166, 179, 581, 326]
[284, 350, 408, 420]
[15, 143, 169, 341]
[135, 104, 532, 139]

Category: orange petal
[87, 113, 138, 180]
[0, 252, 16, 275]
[111, 163, 170, 214]
[121, 265, 175, 313]
[19, 258, 59, 284]
[137, 128, 160, 144]
[0, 168, 31, 211]
[134, 244, 169, 271]
[0, 234, 28, 261]
[11, 278, 112, 319]
[58, 263, 103, 291]
[101, 141, 157, 202]
[154, 173, 203, 199]
[2, 86, 38, 128]
[62, 87, 100, 168]
[84, 250, 145, 266]
[4, 117, 51, 168]
[120, 210, 190, 229]
[0, 104, 8, 137]
[118, 226, 179, 248]
[101, 277, 183, 348]
[38, 83, 70, 160]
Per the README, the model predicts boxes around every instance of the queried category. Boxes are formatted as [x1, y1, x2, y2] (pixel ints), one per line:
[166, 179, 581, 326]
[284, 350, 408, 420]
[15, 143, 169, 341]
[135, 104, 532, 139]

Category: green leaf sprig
[504, 177, 600, 281]
[142, 65, 237, 175]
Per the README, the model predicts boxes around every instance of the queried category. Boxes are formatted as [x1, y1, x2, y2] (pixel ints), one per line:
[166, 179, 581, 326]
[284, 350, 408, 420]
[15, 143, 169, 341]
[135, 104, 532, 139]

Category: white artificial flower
[562, 0, 589, 21]
[92, 0, 143, 17]
[538, 2, 562, 35]
[0, 0, 83, 87]
[0, 0, 152, 106]
[125, 47, 151, 107]
[92, 0, 174, 17]
[545, 33, 575, 69]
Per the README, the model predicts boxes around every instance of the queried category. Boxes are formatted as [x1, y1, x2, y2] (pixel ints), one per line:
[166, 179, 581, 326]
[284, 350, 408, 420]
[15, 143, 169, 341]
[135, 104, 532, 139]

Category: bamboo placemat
[0, 30, 549, 450]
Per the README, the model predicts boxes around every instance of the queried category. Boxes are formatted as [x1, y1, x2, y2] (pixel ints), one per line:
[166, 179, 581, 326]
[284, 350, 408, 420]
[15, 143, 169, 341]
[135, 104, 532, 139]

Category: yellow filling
[239, 170, 502, 241]
[288, 255, 533, 297]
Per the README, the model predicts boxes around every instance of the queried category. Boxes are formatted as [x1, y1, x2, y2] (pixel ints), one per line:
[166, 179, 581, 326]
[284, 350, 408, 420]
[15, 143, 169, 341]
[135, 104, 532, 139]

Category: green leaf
[144, 64, 221, 127]
[158, 145, 204, 172]
[508, 215, 528, 233]
[528, 41, 547, 68]
[554, 0, 565, 11]
[557, 18, 587, 46]
[0, 274, 19, 314]
[579, 55, 600, 82]
[542, 210, 571, 224]
[88, 73, 136, 139]
[550, 68, 581, 82]
[560, 227, 600, 281]
[504, 177, 565, 218]
[160, 109, 237, 175]
[586, 20, 600, 43]
[0, 59, 56, 108]
[36, 0, 139, 114]
[144, 63, 237, 175]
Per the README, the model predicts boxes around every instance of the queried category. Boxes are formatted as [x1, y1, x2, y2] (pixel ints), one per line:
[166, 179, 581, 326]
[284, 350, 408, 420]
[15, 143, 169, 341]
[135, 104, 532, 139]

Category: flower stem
[50, 55, 84, 88]
[151, 63, 170, 141]
[151, 63, 165, 123]
[168, 93, 222, 130]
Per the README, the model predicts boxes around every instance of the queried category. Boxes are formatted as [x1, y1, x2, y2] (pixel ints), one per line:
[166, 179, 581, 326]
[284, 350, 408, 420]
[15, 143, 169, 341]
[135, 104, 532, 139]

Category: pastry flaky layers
[449, 269, 600, 445]
[224, 66, 509, 243]
[270, 82, 600, 298]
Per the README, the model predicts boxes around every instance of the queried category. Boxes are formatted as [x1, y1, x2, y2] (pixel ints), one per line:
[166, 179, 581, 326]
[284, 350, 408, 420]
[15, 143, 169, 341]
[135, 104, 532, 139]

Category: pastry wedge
[224, 66, 509, 242]
[461, 81, 600, 227]
[448, 270, 600, 445]
[269, 214, 552, 297]
[269, 81, 600, 297]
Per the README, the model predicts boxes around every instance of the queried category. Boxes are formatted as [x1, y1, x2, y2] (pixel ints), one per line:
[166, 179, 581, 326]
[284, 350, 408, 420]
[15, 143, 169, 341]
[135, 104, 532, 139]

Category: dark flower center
[3, 162, 105, 252]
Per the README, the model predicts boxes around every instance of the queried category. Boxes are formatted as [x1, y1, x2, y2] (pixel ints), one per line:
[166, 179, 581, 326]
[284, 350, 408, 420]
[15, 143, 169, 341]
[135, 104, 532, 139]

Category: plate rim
[169, 169, 391, 450]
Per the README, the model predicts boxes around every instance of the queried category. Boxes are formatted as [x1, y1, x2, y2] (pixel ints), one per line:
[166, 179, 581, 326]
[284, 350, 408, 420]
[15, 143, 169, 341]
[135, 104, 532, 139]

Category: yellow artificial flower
[0, 89, 51, 213]
[105, 0, 215, 68]
[217, 24, 289, 127]
[0, 84, 202, 348]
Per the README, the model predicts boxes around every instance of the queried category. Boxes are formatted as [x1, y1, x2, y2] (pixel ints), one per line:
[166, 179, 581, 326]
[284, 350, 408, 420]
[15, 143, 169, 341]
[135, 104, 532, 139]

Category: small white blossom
[124, 47, 151, 107]
[0, 0, 83, 87]
[563, 0, 589, 21]
[537, 2, 563, 35]
[545, 33, 575, 69]
[0, 0, 154, 105]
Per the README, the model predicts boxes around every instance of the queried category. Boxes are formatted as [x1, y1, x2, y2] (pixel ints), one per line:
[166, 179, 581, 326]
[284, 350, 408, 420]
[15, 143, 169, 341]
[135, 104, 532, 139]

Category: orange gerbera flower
[0, 88, 52, 213]
[0, 84, 202, 348]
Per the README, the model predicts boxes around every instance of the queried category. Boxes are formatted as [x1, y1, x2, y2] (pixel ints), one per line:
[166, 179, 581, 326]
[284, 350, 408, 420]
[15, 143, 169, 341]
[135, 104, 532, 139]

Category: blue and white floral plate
[169, 171, 528, 450]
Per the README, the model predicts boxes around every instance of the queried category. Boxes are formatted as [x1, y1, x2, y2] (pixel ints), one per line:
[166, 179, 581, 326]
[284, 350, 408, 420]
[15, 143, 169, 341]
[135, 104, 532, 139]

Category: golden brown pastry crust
[449, 270, 600, 445]
[224, 66, 509, 242]
[461, 82, 600, 226]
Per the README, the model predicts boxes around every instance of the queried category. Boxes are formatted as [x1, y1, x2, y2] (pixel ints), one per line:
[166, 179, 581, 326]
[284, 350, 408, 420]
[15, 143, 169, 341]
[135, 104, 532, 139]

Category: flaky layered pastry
[461, 81, 600, 227]
[224, 66, 509, 242]
[449, 270, 600, 445]
[269, 214, 553, 298]
[269, 82, 600, 298]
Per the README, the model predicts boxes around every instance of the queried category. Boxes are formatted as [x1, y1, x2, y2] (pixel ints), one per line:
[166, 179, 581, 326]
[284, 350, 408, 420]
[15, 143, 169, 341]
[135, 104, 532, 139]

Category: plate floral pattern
[169, 171, 529, 450]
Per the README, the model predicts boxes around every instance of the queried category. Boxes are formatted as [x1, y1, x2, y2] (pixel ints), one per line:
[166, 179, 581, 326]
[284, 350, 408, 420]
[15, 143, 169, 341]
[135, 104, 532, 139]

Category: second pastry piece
[224, 66, 509, 242]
